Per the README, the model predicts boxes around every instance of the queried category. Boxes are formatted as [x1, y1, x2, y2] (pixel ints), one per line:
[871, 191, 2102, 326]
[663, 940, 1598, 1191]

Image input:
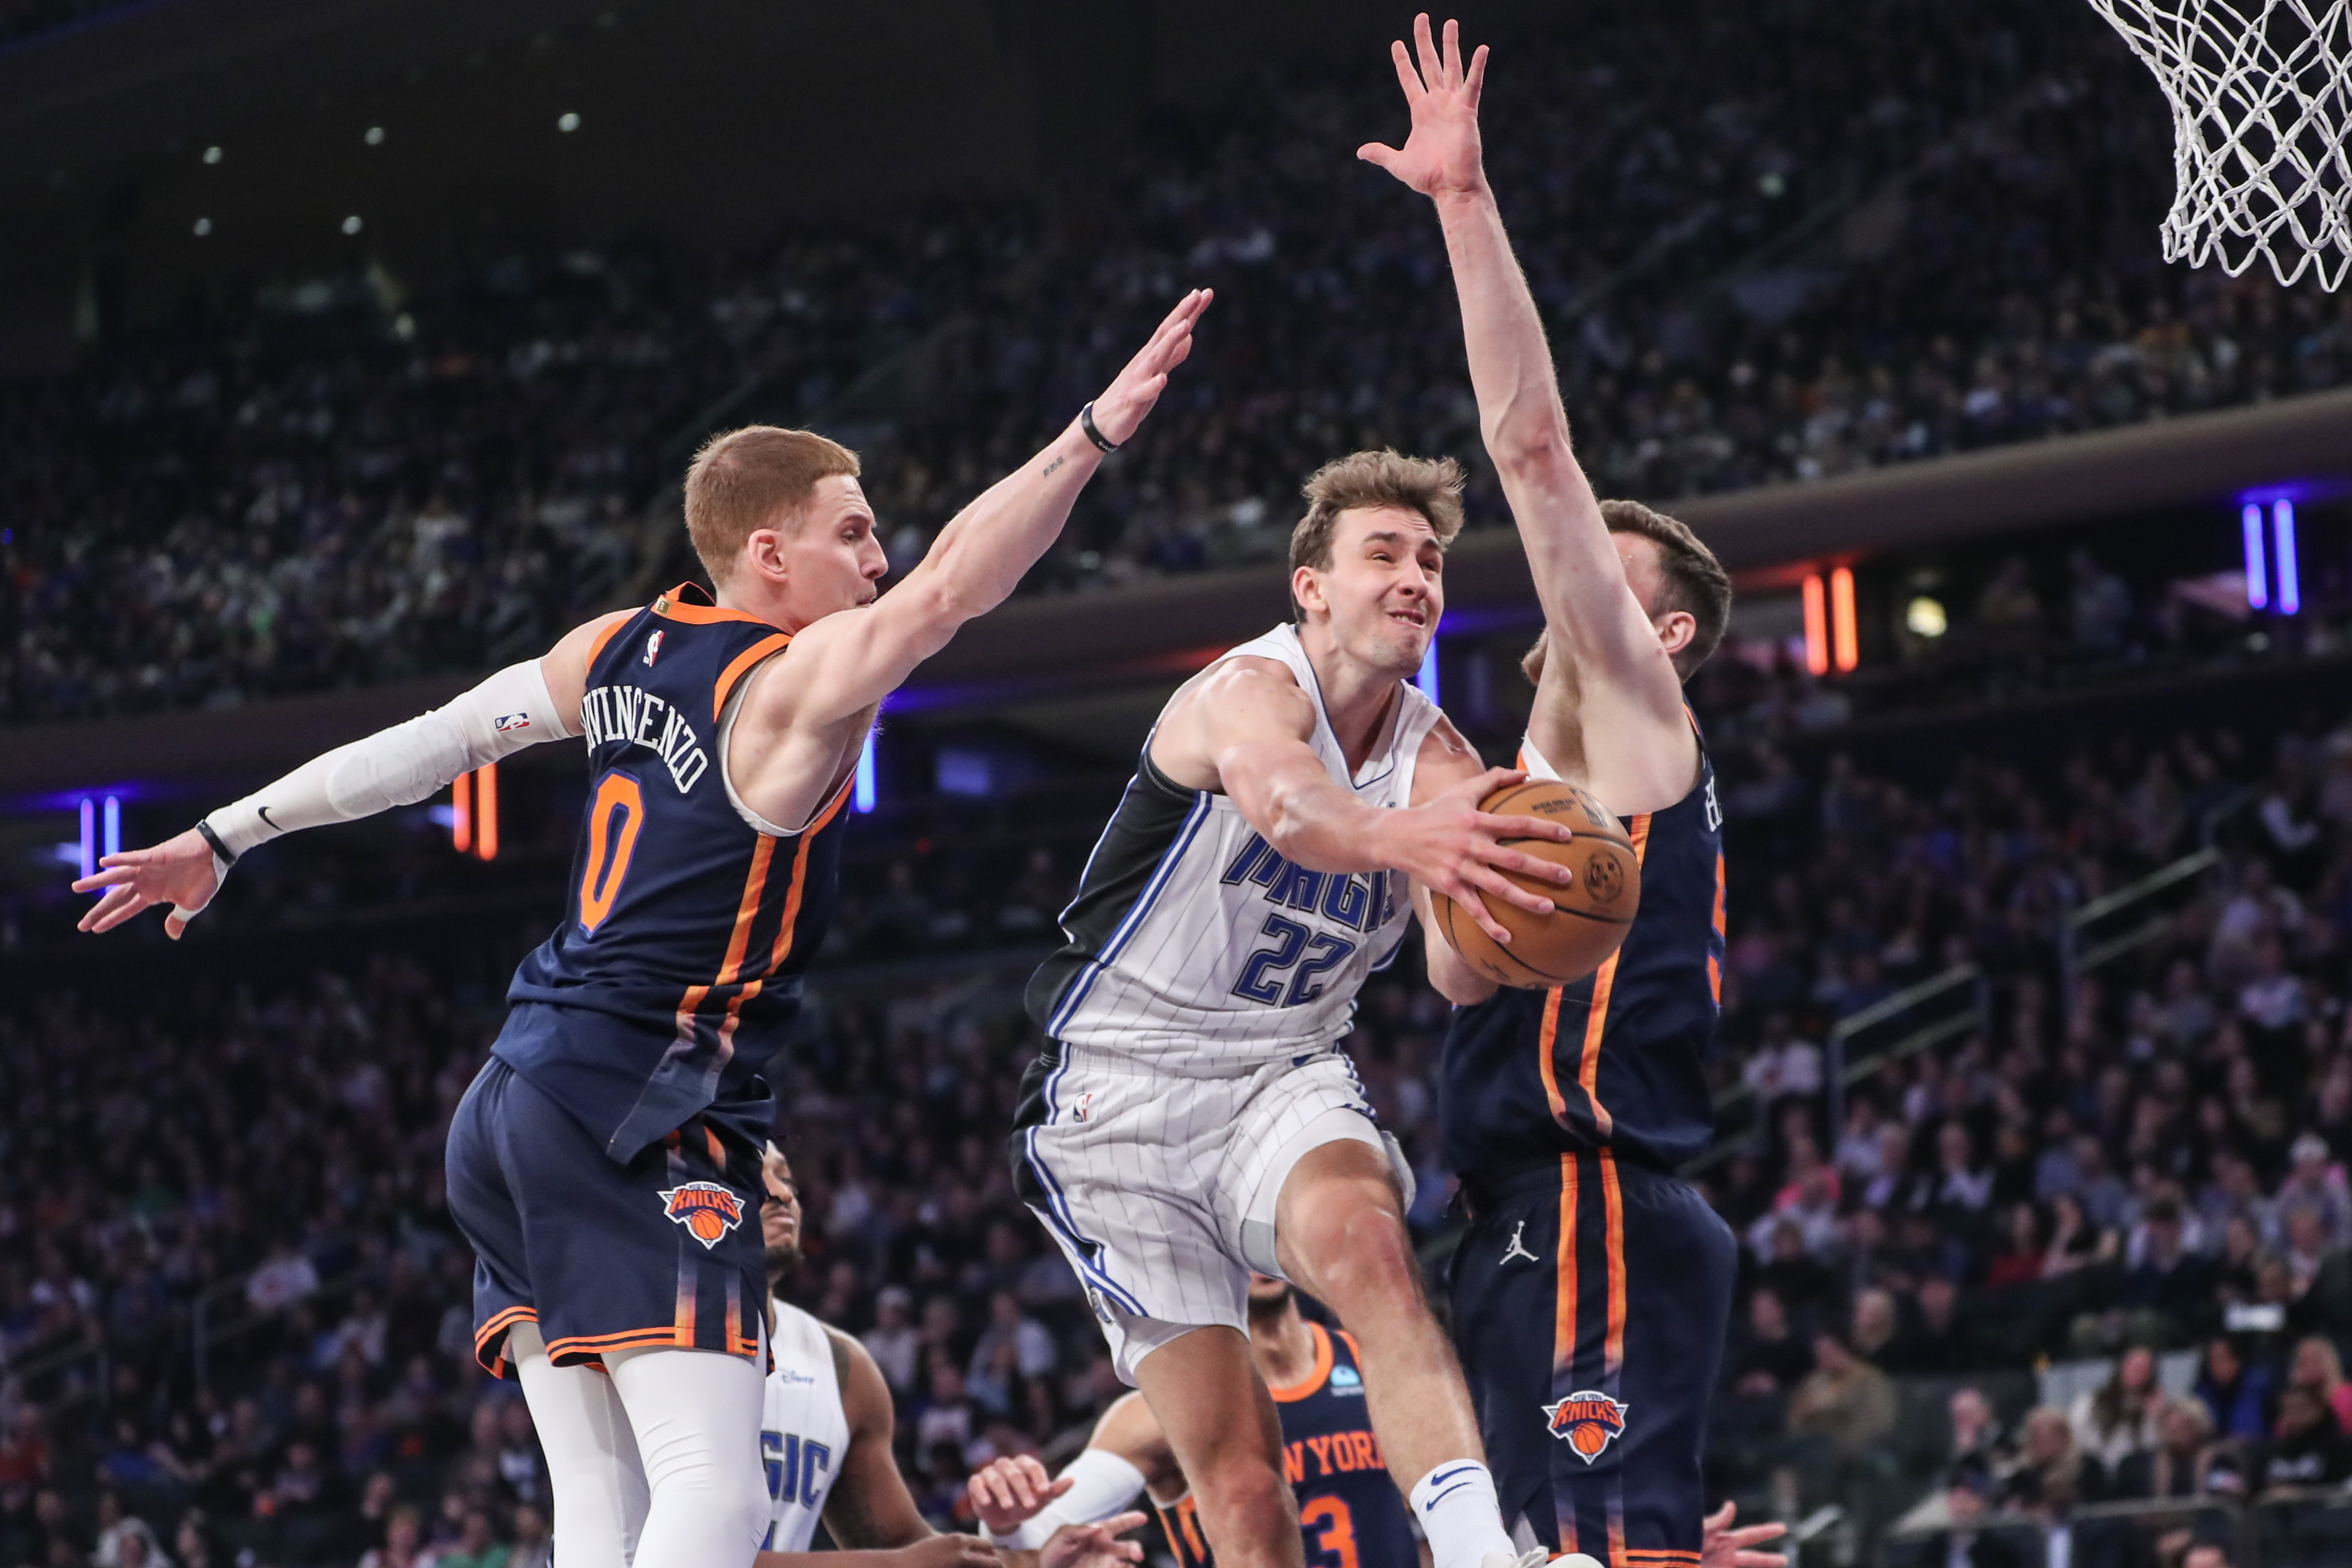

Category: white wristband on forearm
[201, 659, 572, 863]
[984, 1451, 1150, 1550]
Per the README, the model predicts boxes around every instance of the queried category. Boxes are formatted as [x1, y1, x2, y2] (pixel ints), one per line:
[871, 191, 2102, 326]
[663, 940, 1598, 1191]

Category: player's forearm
[204, 660, 571, 859]
[912, 423, 1103, 624]
[1246, 758, 1397, 876]
[1432, 187, 1575, 471]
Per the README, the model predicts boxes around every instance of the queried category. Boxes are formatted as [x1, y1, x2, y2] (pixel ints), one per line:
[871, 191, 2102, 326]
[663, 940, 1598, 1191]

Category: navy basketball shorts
[445, 1057, 767, 1378]
[1448, 1153, 1736, 1568]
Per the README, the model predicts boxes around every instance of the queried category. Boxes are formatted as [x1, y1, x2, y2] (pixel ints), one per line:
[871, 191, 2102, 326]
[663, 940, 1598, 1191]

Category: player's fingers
[85, 889, 151, 934]
[1357, 142, 1403, 170]
[1704, 1502, 1735, 1531]
[1040, 1475, 1075, 1502]
[1098, 1512, 1147, 1537]
[1389, 38, 1423, 100]
[164, 913, 189, 941]
[1471, 808, 1575, 844]
[1733, 1524, 1789, 1544]
[1734, 1553, 1788, 1568]
[1441, 17, 1462, 86]
[70, 865, 137, 894]
[1471, 764, 1527, 796]
[1412, 13, 1442, 89]
[1470, 865, 1554, 916]
[1485, 847, 1575, 886]
[1444, 877, 1519, 944]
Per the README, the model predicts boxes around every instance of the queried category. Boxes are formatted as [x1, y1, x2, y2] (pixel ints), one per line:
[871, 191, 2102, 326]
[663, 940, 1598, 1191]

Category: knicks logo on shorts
[659, 1181, 744, 1248]
[1541, 1391, 1629, 1462]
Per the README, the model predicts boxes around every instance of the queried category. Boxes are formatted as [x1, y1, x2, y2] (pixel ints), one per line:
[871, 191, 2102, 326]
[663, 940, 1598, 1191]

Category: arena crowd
[7, 0, 2352, 722]
[10, 662, 2352, 1566]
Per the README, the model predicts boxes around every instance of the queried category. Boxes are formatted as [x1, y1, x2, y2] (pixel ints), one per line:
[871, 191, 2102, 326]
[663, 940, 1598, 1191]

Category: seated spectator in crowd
[2255, 1383, 2352, 1494]
[1788, 1330, 1897, 1459]
[1983, 1203, 2048, 1289]
[2041, 1192, 2118, 1279]
[1743, 1013, 1822, 1107]
[1935, 1465, 2024, 1568]
[862, 1286, 920, 1398]
[1886, 1276, 1974, 1376]
[360, 1504, 423, 1568]
[1726, 1287, 1814, 1398]
[2068, 1346, 2162, 1473]
[2286, 1334, 2352, 1433]
[2195, 1336, 2277, 1442]
[1948, 1388, 2009, 1475]
[2101, 1201, 2213, 1348]
[1850, 1289, 1901, 1366]
[2111, 1395, 2218, 1500]
[2000, 1407, 2106, 1512]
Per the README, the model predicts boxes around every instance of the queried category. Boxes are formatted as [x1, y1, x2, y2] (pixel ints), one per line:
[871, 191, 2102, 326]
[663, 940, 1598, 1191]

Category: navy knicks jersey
[502, 583, 850, 1162]
[1440, 729, 1725, 1175]
[1157, 1324, 1413, 1568]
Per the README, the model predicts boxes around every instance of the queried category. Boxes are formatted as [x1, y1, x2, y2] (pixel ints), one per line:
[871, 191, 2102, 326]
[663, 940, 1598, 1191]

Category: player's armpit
[822, 1336, 933, 1551]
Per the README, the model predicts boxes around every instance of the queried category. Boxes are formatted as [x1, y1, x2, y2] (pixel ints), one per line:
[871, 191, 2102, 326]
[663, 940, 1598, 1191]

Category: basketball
[1430, 779, 1639, 989]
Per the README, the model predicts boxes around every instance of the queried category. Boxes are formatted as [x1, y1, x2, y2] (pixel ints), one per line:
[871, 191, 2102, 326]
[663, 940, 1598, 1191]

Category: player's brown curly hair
[1522, 500, 1731, 684]
[1288, 449, 1465, 622]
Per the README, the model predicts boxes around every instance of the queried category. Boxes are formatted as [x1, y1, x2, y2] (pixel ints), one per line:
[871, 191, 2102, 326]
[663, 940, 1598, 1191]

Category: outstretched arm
[970, 1393, 1179, 1546]
[1148, 660, 1573, 947]
[70, 609, 626, 938]
[1362, 16, 1692, 807]
[769, 291, 1210, 731]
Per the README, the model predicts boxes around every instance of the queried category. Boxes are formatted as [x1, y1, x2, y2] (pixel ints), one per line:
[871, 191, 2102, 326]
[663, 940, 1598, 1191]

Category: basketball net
[2088, 0, 2352, 290]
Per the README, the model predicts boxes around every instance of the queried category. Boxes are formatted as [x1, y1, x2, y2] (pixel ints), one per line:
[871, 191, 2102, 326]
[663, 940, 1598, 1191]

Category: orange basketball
[687, 1209, 727, 1243]
[1430, 778, 1639, 989]
[1569, 1422, 1609, 1458]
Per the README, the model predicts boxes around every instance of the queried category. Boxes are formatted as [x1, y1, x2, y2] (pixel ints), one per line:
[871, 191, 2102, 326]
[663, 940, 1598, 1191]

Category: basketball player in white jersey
[77, 291, 1211, 1568]
[755, 1146, 1145, 1568]
[1017, 453, 1577, 1568]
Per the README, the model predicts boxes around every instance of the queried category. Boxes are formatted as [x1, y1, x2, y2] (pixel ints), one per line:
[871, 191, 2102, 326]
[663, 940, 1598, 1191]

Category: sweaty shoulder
[1149, 654, 1312, 792]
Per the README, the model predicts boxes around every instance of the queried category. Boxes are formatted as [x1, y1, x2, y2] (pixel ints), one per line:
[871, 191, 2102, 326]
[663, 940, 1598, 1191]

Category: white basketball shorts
[1010, 1042, 1412, 1382]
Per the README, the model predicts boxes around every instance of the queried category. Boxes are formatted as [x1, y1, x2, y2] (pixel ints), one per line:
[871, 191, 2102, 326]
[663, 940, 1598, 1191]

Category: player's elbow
[1483, 414, 1575, 479]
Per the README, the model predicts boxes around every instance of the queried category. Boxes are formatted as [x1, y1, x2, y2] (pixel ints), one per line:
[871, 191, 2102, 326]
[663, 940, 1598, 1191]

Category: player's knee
[1287, 1185, 1417, 1307]
[1190, 1449, 1296, 1536]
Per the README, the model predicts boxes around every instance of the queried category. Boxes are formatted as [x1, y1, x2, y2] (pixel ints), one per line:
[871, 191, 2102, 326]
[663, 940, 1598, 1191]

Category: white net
[2088, 0, 2352, 290]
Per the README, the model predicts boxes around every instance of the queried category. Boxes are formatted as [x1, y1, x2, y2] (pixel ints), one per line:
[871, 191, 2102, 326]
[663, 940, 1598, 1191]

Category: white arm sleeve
[203, 659, 574, 862]
[984, 1451, 1151, 1550]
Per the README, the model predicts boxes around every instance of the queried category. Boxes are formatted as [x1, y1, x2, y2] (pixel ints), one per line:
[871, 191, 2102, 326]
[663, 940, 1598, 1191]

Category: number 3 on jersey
[1232, 914, 1358, 1007]
[1299, 1497, 1359, 1568]
[577, 772, 646, 935]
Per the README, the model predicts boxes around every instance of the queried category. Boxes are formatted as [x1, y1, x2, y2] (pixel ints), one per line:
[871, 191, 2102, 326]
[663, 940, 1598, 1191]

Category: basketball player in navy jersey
[72, 288, 1211, 1568]
[966, 1276, 1420, 1568]
[1362, 19, 1786, 1568]
[753, 1145, 1143, 1568]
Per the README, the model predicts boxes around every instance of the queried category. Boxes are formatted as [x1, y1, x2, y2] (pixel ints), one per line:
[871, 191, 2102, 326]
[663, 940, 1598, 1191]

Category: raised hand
[1701, 1502, 1789, 1568]
[1038, 1513, 1147, 1568]
[966, 1455, 1073, 1537]
[72, 827, 222, 939]
[1085, 289, 1212, 448]
[1357, 14, 1490, 201]
[1381, 766, 1577, 946]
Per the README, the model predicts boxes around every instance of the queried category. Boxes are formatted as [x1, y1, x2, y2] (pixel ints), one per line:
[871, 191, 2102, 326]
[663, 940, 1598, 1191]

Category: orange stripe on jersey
[1708, 850, 1727, 1005]
[712, 633, 791, 723]
[716, 836, 778, 986]
[651, 585, 774, 627]
[1267, 1322, 1334, 1403]
[1574, 813, 1652, 1139]
[586, 612, 632, 669]
[1536, 987, 1568, 1125]
[1553, 1153, 1580, 1374]
[705, 1126, 726, 1168]
[474, 1305, 536, 1350]
[1599, 1149, 1627, 1378]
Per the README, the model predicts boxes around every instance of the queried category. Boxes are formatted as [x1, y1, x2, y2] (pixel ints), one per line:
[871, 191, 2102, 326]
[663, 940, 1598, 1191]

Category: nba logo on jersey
[493, 713, 532, 733]
[644, 629, 665, 666]
[659, 1181, 744, 1248]
[1542, 1391, 1628, 1462]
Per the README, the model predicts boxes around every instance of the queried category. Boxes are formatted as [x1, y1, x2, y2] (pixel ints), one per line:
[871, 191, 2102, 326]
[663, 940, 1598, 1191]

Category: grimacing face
[1293, 505, 1443, 678]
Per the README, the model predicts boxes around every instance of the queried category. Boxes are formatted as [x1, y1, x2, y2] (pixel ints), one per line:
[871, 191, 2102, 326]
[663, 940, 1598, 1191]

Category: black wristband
[194, 818, 237, 867]
[1078, 400, 1120, 452]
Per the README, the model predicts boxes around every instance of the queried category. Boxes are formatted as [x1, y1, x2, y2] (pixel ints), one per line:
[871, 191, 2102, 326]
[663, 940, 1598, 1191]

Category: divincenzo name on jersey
[581, 683, 712, 794]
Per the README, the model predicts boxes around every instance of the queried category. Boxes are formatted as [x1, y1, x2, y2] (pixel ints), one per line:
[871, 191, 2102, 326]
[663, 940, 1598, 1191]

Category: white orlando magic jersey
[760, 1300, 849, 1554]
[1026, 624, 1443, 1067]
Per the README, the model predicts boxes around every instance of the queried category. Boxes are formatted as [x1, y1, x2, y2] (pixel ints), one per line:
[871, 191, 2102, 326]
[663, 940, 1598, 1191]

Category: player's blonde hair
[1288, 450, 1465, 621]
[683, 426, 861, 585]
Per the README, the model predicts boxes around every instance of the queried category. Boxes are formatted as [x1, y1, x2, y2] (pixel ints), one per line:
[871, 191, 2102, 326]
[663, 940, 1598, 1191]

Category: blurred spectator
[2195, 1337, 2277, 1442]
[2255, 1383, 2352, 1494]
[2067, 1347, 2162, 1472]
[1787, 1330, 1897, 1459]
[2111, 1395, 2216, 1500]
